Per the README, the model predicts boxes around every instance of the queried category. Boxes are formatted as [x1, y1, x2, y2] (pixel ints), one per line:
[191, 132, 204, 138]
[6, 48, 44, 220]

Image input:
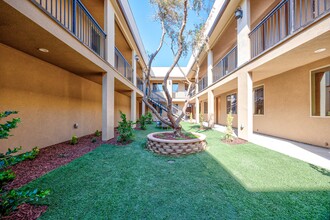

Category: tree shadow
[309, 164, 330, 177]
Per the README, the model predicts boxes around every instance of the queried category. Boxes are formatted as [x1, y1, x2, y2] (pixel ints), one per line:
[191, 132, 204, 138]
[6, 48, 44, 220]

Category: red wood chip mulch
[2, 128, 134, 219]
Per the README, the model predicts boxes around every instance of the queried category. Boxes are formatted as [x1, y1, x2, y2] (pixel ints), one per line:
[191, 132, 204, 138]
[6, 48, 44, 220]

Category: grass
[23, 122, 330, 219]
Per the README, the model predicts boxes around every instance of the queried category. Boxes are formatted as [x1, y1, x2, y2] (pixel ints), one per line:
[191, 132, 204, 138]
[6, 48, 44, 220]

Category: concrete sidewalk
[210, 123, 330, 170]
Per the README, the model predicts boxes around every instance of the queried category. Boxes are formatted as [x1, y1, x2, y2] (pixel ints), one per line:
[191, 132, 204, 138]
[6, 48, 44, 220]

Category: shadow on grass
[310, 164, 330, 177]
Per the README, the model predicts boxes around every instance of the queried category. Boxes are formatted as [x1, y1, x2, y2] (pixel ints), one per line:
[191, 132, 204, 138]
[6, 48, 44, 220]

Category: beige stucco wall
[114, 92, 131, 126]
[253, 58, 330, 148]
[250, 0, 281, 29]
[0, 44, 102, 153]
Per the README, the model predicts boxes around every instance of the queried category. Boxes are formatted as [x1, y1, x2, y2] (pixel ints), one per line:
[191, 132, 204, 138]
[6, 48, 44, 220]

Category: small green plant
[199, 113, 204, 130]
[91, 137, 97, 143]
[0, 188, 50, 215]
[225, 112, 234, 142]
[0, 170, 16, 187]
[146, 112, 153, 124]
[137, 115, 147, 130]
[189, 112, 193, 123]
[70, 135, 78, 145]
[117, 111, 134, 143]
[94, 130, 101, 137]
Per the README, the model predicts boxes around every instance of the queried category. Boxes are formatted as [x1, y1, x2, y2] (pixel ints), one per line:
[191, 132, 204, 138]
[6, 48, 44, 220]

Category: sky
[127, 0, 215, 67]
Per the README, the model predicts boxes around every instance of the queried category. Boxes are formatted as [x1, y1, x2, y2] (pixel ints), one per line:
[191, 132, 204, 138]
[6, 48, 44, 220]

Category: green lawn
[24, 122, 330, 219]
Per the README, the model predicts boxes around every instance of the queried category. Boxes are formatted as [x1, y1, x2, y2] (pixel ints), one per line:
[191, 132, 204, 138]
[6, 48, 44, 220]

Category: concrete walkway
[210, 123, 330, 170]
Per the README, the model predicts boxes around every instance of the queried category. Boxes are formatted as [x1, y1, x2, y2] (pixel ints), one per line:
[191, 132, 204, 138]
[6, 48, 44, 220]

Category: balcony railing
[212, 46, 237, 83]
[172, 90, 188, 99]
[198, 75, 208, 92]
[137, 76, 143, 92]
[115, 47, 133, 82]
[32, 0, 106, 59]
[250, 0, 330, 58]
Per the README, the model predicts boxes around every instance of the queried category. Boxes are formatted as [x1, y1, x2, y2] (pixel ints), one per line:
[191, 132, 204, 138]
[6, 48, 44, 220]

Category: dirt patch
[2, 204, 47, 220]
[153, 132, 199, 140]
[222, 138, 247, 145]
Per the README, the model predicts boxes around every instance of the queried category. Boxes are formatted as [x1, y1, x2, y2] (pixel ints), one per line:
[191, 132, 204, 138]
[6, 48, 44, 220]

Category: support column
[102, 72, 115, 141]
[132, 50, 137, 86]
[207, 90, 215, 127]
[104, 0, 115, 66]
[237, 72, 253, 141]
[131, 91, 137, 126]
[142, 72, 146, 115]
[195, 97, 200, 123]
[166, 79, 173, 97]
[207, 50, 213, 86]
[237, 0, 251, 66]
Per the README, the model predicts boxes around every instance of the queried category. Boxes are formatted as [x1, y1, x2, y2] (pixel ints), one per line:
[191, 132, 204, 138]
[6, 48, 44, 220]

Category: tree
[142, 0, 210, 137]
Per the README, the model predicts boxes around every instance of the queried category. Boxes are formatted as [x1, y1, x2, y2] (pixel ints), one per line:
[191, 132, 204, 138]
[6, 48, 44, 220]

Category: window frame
[152, 83, 163, 92]
[226, 93, 237, 114]
[310, 65, 330, 118]
[253, 85, 265, 116]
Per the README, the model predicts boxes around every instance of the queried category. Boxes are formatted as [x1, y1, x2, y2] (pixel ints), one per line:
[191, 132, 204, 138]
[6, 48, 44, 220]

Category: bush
[0, 189, 50, 216]
[117, 111, 134, 143]
[91, 137, 97, 143]
[94, 130, 101, 137]
[137, 115, 147, 130]
[70, 135, 78, 145]
[146, 112, 153, 124]
[189, 113, 193, 123]
[225, 112, 234, 142]
[0, 111, 49, 216]
[199, 113, 204, 129]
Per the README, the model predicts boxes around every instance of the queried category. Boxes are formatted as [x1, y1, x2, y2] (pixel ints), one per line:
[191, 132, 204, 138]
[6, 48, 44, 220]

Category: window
[204, 102, 208, 114]
[311, 68, 330, 116]
[172, 83, 179, 93]
[226, 94, 237, 114]
[254, 86, 264, 115]
[152, 83, 163, 92]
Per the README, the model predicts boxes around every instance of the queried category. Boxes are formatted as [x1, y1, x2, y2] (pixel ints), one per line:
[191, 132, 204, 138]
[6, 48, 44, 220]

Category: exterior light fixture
[235, 7, 243, 19]
[314, 48, 326, 53]
[135, 54, 139, 61]
[38, 48, 49, 53]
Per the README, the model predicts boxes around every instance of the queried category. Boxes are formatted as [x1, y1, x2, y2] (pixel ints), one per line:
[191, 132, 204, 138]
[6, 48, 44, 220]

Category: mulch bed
[1, 128, 134, 219]
[222, 138, 247, 145]
[154, 132, 198, 140]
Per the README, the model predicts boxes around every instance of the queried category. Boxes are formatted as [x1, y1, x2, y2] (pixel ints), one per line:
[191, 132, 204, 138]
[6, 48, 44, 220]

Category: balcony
[212, 46, 237, 83]
[115, 47, 133, 83]
[198, 75, 208, 92]
[250, 0, 330, 58]
[172, 91, 188, 99]
[137, 76, 143, 92]
[31, 0, 106, 59]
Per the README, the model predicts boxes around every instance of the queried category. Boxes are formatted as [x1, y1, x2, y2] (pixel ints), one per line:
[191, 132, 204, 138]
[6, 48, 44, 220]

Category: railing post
[72, 0, 77, 35]
[289, 0, 295, 34]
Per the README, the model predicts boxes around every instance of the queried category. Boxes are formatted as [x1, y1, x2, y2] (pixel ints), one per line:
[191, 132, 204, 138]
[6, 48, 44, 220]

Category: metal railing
[212, 46, 237, 83]
[137, 76, 143, 92]
[115, 47, 133, 82]
[32, 0, 106, 58]
[250, 0, 330, 58]
[198, 75, 208, 92]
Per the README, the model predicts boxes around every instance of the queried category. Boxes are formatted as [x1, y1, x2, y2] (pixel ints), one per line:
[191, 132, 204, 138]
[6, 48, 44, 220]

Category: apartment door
[216, 97, 221, 124]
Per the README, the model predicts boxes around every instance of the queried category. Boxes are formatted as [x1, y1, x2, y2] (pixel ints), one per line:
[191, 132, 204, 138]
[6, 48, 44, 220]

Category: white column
[104, 0, 115, 66]
[207, 90, 215, 127]
[195, 97, 200, 123]
[142, 72, 146, 115]
[237, 0, 251, 66]
[132, 50, 137, 86]
[238, 72, 253, 140]
[207, 50, 213, 86]
[320, 73, 326, 117]
[131, 91, 137, 126]
[102, 71, 115, 141]
[167, 79, 173, 97]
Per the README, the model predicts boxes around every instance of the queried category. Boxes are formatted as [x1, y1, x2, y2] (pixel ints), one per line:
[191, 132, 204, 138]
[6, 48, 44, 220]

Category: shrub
[70, 135, 78, 145]
[146, 112, 153, 124]
[0, 188, 50, 216]
[225, 112, 234, 142]
[0, 111, 49, 216]
[117, 111, 134, 143]
[91, 137, 97, 143]
[137, 115, 147, 130]
[189, 112, 193, 123]
[199, 113, 204, 129]
[94, 130, 101, 137]
[0, 170, 16, 187]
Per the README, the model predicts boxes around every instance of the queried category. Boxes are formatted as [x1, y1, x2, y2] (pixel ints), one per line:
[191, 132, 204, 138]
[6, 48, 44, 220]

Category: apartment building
[188, 0, 330, 147]
[0, 0, 148, 152]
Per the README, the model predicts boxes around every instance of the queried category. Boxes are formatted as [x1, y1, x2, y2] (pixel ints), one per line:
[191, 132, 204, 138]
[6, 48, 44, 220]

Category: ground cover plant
[23, 122, 330, 219]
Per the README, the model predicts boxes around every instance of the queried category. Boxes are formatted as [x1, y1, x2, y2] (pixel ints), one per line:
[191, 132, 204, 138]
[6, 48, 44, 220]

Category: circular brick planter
[147, 131, 207, 156]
